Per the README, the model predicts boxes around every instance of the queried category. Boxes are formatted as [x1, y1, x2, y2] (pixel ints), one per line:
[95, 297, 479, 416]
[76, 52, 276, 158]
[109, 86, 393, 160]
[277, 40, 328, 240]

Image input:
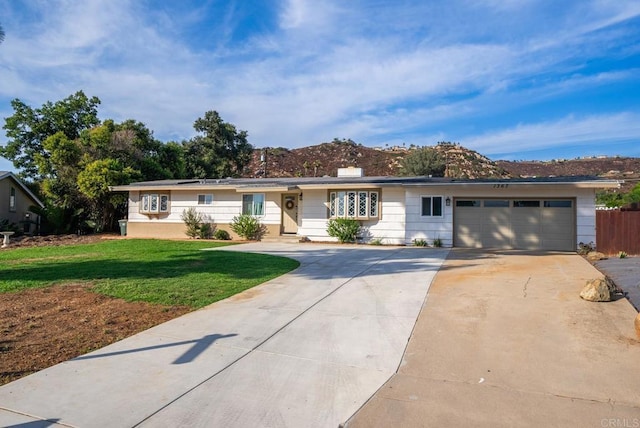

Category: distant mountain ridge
[242, 140, 639, 191]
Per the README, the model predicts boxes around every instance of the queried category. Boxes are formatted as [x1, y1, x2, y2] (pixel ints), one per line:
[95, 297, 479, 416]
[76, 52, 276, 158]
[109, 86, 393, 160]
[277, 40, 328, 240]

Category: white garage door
[454, 199, 575, 251]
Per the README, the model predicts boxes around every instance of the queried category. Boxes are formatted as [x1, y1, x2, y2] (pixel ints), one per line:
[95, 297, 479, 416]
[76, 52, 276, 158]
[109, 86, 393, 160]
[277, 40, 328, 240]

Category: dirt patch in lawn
[0, 283, 191, 386]
[1, 234, 224, 386]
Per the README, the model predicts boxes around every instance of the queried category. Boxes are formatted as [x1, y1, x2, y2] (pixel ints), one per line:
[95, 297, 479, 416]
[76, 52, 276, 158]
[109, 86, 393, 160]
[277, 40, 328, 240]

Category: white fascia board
[402, 180, 621, 189]
[235, 186, 293, 193]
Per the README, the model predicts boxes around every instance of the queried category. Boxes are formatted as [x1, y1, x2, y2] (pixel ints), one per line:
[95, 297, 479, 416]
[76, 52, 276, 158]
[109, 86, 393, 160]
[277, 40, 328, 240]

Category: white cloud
[0, 0, 638, 167]
[462, 112, 640, 157]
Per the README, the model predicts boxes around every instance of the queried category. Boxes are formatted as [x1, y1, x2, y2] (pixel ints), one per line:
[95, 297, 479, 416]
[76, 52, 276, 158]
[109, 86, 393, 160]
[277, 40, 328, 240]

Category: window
[544, 200, 572, 208]
[484, 200, 509, 208]
[456, 200, 480, 207]
[329, 190, 380, 219]
[139, 193, 170, 214]
[9, 187, 16, 212]
[242, 193, 265, 216]
[513, 200, 540, 207]
[369, 192, 378, 217]
[421, 196, 443, 217]
[198, 194, 213, 205]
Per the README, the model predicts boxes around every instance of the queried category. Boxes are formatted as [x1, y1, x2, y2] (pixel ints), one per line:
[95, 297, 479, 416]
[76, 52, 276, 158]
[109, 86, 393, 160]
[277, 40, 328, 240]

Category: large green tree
[183, 111, 253, 178]
[400, 146, 446, 177]
[77, 159, 138, 231]
[0, 92, 184, 232]
[1, 91, 101, 179]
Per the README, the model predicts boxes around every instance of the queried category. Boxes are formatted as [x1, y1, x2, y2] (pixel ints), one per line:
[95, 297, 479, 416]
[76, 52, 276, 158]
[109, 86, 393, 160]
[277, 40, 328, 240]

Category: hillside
[243, 140, 509, 179]
[241, 140, 639, 191]
[497, 158, 640, 191]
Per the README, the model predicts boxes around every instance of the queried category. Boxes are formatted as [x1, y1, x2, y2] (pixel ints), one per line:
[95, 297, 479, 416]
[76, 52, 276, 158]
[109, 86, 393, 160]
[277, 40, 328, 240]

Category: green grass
[0, 239, 300, 308]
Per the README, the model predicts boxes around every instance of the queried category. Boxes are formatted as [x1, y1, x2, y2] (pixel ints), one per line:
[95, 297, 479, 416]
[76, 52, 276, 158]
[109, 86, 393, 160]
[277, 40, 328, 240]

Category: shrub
[413, 238, 429, 247]
[432, 237, 443, 247]
[231, 214, 265, 240]
[199, 222, 215, 239]
[370, 238, 383, 246]
[327, 218, 361, 243]
[213, 229, 231, 240]
[619, 251, 628, 259]
[181, 208, 204, 239]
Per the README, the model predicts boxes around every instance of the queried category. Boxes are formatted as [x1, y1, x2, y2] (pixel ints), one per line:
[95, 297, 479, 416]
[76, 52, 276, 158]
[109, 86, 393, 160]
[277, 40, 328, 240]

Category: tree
[0, 92, 184, 232]
[400, 147, 446, 177]
[77, 159, 138, 231]
[183, 111, 253, 178]
[625, 183, 640, 205]
[1, 91, 100, 179]
[596, 183, 640, 208]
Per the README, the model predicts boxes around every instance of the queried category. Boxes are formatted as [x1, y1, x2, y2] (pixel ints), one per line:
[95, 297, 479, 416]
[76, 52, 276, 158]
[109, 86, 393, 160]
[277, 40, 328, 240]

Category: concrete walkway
[0, 243, 448, 428]
[345, 250, 640, 427]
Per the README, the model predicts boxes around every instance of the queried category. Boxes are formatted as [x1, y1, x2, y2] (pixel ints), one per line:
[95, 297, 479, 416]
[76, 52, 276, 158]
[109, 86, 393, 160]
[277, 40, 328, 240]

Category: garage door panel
[454, 198, 575, 251]
[481, 232, 513, 248]
[513, 233, 542, 249]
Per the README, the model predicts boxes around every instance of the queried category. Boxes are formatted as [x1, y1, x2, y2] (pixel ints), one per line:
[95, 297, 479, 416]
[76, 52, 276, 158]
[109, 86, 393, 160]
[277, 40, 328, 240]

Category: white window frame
[421, 195, 444, 218]
[139, 192, 170, 214]
[242, 193, 265, 217]
[198, 194, 213, 205]
[329, 190, 380, 219]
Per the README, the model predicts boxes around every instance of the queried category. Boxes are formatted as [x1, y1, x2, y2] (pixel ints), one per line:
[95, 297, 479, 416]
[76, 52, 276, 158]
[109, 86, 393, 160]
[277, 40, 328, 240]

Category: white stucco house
[111, 168, 619, 251]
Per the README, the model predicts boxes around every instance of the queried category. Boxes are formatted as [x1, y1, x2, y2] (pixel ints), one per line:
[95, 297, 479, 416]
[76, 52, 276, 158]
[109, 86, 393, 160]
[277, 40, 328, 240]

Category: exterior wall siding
[126, 221, 281, 240]
[122, 182, 600, 249]
[0, 177, 40, 231]
[297, 188, 405, 244]
[297, 189, 331, 241]
[576, 190, 597, 246]
[127, 190, 283, 239]
[365, 187, 405, 245]
[405, 188, 453, 246]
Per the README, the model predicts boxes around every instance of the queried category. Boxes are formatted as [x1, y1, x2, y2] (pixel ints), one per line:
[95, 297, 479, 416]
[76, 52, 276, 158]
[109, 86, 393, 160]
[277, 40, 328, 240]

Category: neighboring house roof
[111, 175, 621, 192]
[0, 171, 45, 208]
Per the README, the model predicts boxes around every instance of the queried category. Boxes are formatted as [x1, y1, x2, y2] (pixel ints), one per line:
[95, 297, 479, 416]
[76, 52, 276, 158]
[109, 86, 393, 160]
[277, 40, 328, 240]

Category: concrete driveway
[0, 243, 448, 427]
[345, 250, 640, 427]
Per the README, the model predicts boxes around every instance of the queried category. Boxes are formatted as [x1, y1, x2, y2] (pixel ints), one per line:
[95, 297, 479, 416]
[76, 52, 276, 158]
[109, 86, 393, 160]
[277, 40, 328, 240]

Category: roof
[110, 175, 621, 192]
[0, 171, 45, 208]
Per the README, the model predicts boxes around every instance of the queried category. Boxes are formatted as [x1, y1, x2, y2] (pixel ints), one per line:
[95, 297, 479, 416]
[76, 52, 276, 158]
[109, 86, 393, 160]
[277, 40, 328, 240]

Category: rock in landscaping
[586, 251, 607, 261]
[580, 277, 617, 302]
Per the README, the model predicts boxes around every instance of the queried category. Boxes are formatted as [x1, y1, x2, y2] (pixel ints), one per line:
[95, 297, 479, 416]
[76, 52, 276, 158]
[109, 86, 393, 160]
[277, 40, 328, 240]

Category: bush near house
[214, 229, 231, 240]
[181, 207, 215, 239]
[327, 218, 361, 243]
[231, 214, 265, 240]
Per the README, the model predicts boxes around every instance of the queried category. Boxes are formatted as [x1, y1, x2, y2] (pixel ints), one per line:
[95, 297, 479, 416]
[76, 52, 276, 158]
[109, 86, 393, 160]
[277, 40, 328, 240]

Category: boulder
[586, 251, 607, 261]
[635, 313, 640, 339]
[580, 277, 614, 302]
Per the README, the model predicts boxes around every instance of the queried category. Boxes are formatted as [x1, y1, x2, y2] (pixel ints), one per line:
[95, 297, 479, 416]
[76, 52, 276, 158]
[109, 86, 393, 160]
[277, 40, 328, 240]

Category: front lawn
[0, 239, 300, 308]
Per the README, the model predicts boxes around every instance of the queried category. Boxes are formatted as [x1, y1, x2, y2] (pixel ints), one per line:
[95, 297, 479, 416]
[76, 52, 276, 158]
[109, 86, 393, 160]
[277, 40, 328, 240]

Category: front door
[282, 194, 299, 234]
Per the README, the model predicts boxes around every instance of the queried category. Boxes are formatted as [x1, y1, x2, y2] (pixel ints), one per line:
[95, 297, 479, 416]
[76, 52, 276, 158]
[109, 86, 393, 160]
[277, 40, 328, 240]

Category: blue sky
[1, 0, 639, 173]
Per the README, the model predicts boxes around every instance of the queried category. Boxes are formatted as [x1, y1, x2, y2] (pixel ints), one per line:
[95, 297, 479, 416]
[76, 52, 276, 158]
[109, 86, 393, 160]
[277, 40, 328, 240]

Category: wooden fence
[596, 210, 640, 255]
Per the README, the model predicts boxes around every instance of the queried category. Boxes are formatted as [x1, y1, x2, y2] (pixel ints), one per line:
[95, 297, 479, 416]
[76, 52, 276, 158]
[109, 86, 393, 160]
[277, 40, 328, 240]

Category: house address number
[493, 184, 509, 188]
